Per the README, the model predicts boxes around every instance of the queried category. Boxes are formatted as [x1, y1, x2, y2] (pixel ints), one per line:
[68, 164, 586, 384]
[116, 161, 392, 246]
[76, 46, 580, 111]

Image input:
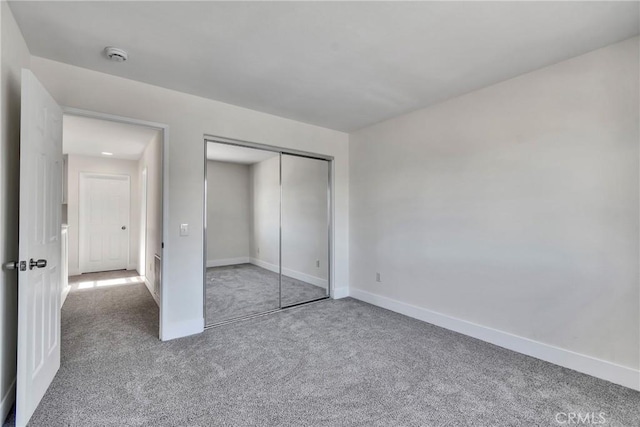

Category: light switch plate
[180, 223, 189, 236]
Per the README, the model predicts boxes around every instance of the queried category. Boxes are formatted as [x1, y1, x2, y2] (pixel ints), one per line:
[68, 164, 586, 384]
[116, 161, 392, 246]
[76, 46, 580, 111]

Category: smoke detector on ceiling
[104, 47, 128, 62]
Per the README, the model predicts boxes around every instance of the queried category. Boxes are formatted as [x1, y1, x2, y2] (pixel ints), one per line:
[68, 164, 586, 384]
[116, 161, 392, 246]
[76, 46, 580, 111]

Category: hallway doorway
[61, 112, 166, 332]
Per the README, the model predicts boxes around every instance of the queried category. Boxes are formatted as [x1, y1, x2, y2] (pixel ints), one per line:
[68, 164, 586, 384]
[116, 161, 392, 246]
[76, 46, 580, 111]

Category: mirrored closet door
[281, 154, 330, 307]
[204, 140, 331, 327]
[205, 142, 281, 325]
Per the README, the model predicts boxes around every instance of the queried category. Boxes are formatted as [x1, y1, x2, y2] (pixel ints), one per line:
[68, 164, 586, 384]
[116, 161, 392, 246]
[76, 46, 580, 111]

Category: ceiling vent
[104, 47, 128, 62]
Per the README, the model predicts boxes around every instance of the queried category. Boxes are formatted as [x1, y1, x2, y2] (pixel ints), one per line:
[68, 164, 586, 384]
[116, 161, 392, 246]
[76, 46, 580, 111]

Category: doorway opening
[14, 72, 171, 427]
[61, 111, 165, 329]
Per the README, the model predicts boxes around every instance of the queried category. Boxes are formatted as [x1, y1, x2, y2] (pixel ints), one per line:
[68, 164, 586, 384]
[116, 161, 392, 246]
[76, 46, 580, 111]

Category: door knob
[29, 259, 47, 270]
[4, 261, 26, 271]
[122, 226, 127, 230]
[4, 261, 18, 270]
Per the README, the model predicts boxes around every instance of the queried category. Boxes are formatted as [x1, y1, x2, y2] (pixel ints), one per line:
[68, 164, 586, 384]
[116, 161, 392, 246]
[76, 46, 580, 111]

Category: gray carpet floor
[68, 269, 144, 290]
[206, 264, 327, 325]
[3, 271, 639, 426]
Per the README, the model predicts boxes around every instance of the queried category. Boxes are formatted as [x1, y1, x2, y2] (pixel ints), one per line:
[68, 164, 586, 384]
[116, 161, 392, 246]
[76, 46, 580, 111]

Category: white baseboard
[206, 257, 250, 268]
[144, 277, 160, 307]
[250, 258, 328, 288]
[250, 258, 276, 273]
[71, 266, 139, 276]
[349, 288, 640, 391]
[0, 378, 15, 424]
[332, 287, 349, 299]
[160, 317, 203, 341]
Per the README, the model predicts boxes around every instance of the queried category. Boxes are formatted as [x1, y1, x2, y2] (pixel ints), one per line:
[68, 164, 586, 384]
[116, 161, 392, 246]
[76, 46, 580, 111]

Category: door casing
[62, 107, 170, 340]
[139, 167, 148, 277]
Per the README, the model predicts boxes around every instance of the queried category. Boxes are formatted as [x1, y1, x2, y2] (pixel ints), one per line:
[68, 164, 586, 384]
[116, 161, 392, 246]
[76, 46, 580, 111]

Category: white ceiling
[10, 1, 639, 132]
[207, 142, 277, 165]
[63, 115, 160, 160]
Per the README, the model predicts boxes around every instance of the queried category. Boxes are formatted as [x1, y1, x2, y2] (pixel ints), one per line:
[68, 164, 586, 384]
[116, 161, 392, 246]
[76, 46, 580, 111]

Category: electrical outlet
[316, 259, 320, 268]
[376, 272, 381, 282]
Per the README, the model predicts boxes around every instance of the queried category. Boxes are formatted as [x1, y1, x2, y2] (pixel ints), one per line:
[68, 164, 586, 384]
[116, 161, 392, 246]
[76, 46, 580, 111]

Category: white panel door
[16, 70, 63, 427]
[79, 174, 130, 273]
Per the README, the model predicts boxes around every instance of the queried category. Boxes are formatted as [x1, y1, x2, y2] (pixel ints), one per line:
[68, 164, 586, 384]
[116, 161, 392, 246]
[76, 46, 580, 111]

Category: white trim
[0, 378, 15, 424]
[144, 277, 160, 307]
[61, 285, 71, 307]
[349, 288, 640, 391]
[139, 167, 148, 277]
[160, 126, 169, 341]
[250, 258, 328, 288]
[62, 107, 169, 341]
[161, 317, 203, 341]
[61, 225, 70, 307]
[249, 258, 276, 272]
[207, 257, 250, 268]
[332, 287, 349, 299]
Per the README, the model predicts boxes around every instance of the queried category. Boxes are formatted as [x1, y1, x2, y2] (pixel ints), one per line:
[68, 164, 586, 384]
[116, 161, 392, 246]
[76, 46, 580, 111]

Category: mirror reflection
[205, 141, 330, 326]
[205, 142, 280, 325]
[281, 154, 329, 306]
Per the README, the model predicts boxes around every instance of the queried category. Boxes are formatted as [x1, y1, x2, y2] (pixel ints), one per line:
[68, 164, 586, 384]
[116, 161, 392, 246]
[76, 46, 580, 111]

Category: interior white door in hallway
[79, 173, 131, 273]
[15, 70, 63, 427]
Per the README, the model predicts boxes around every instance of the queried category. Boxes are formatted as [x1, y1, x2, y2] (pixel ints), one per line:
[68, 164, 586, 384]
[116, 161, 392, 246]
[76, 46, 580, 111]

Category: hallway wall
[138, 132, 163, 300]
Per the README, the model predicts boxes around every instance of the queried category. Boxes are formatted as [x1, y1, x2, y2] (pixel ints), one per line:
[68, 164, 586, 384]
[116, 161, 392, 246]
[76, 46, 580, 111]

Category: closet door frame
[203, 135, 333, 328]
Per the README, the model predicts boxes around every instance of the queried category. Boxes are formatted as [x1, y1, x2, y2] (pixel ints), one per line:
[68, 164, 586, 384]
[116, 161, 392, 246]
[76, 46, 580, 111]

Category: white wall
[30, 56, 350, 340]
[248, 156, 330, 287]
[207, 160, 251, 265]
[249, 157, 281, 269]
[218, 154, 330, 288]
[0, 3, 30, 420]
[66, 154, 140, 276]
[349, 37, 639, 389]
[138, 131, 162, 299]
